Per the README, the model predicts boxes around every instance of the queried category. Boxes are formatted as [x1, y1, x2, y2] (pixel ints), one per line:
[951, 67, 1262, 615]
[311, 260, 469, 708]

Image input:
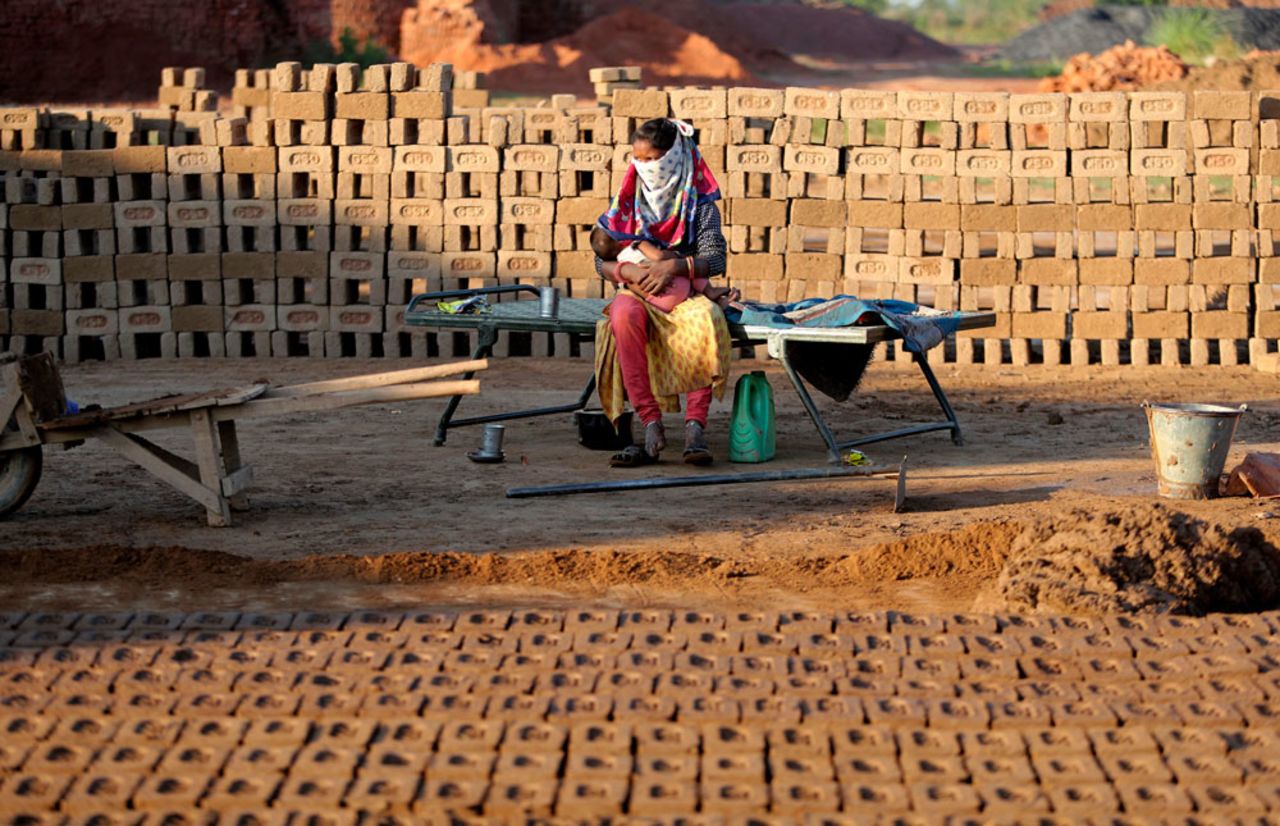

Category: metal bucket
[1142, 401, 1246, 499]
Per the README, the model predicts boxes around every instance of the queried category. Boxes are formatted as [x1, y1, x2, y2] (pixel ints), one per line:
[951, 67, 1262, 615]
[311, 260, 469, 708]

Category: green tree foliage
[884, 0, 1044, 46]
[834, 0, 891, 14]
[301, 27, 390, 69]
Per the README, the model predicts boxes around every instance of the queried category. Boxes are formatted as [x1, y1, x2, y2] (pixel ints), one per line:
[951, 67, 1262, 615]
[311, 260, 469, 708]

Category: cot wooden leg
[190, 409, 233, 527]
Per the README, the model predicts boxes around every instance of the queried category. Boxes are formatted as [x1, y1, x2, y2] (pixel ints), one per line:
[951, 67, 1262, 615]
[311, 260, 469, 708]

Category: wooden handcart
[0, 354, 484, 526]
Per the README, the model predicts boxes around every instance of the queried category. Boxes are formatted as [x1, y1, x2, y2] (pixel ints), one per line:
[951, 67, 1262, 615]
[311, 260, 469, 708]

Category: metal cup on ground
[468, 423, 506, 463]
[539, 287, 560, 320]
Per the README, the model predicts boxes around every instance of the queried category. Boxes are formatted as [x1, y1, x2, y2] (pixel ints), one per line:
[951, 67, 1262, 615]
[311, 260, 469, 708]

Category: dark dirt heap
[987, 503, 1280, 616]
[1001, 6, 1280, 64]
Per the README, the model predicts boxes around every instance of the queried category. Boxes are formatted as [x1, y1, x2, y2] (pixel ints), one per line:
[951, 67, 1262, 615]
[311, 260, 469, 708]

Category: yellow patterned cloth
[595, 291, 732, 424]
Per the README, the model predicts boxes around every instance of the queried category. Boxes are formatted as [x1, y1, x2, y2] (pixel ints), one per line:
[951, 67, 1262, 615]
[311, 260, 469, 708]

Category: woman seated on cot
[592, 117, 735, 468]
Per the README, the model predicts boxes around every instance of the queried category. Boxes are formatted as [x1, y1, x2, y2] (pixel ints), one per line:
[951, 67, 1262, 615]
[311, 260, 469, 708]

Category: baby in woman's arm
[591, 227, 738, 312]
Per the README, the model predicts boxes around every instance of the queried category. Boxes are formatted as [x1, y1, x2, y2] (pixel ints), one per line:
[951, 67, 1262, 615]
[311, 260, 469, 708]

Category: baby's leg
[643, 276, 692, 313]
[701, 283, 742, 308]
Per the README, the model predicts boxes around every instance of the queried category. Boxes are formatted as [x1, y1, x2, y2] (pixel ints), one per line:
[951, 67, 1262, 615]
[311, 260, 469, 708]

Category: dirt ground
[4, 354, 1277, 617]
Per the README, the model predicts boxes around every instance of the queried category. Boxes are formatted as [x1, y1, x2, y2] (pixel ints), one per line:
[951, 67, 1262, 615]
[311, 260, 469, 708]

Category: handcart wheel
[0, 445, 42, 518]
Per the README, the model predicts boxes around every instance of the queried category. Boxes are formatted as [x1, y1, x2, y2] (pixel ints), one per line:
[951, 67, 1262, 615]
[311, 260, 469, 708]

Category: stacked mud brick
[1, 71, 1279, 367]
[589, 66, 642, 107]
[1255, 91, 1280, 373]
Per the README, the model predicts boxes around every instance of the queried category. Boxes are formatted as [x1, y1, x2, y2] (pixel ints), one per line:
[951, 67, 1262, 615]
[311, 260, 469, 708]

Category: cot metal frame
[404, 286, 994, 462]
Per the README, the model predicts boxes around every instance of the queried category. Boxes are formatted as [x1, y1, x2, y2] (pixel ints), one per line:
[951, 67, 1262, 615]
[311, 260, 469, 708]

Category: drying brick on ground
[3, 603, 1280, 820]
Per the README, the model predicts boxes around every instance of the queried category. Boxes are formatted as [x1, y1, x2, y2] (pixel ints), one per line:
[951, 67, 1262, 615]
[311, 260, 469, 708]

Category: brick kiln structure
[0, 0, 591, 104]
[1, 64, 1279, 368]
[0, 0, 410, 103]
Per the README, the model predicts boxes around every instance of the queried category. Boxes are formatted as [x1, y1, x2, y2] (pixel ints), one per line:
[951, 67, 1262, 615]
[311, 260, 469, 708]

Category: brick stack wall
[2, 64, 1279, 367]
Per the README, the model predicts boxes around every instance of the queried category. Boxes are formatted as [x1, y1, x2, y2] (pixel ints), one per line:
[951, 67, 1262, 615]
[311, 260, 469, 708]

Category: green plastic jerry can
[728, 371, 776, 463]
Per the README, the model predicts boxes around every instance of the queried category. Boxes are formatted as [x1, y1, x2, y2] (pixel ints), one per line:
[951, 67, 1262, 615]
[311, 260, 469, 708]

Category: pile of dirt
[1001, 6, 1280, 65]
[399, 0, 956, 94]
[8, 507, 1278, 618]
[1040, 0, 1095, 24]
[1038, 40, 1188, 93]
[0, 521, 1019, 594]
[1149, 49, 1280, 92]
[982, 503, 1280, 616]
[1042, 0, 1280, 22]
[676, 1, 958, 65]
[1002, 7, 1164, 64]
[401, 6, 755, 93]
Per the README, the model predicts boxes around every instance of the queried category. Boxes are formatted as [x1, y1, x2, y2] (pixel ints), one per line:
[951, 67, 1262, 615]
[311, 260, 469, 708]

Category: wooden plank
[22, 376, 486, 448]
[218, 420, 250, 511]
[177, 384, 268, 411]
[1, 365, 40, 448]
[14, 405, 41, 445]
[221, 464, 254, 498]
[270, 360, 488, 398]
[0, 387, 23, 437]
[190, 409, 232, 527]
[214, 380, 481, 422]
[0, 428, 46, 452]
[95, 427, 224, 514]
[42, 385, 267, 430]
[26, 413, 191, 446]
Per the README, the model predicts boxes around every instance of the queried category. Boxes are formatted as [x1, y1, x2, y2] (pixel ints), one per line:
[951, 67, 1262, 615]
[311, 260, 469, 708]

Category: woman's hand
[636, 258, 678, 296]
[614, 262, 653, 297]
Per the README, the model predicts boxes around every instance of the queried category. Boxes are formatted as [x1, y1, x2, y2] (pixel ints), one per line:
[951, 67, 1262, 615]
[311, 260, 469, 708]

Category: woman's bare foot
[644, 420, 666, 459]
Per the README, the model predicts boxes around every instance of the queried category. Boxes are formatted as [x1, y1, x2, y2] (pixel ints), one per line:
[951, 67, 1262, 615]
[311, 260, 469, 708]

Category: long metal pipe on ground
[507, 460, 906, 510]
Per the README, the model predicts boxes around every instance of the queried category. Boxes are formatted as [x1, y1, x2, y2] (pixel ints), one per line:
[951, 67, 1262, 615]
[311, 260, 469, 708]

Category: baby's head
[590, 227, 624, 261]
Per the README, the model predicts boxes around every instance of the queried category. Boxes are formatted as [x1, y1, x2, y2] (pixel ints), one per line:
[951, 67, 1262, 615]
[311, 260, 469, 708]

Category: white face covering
[631, 120, 696, 236]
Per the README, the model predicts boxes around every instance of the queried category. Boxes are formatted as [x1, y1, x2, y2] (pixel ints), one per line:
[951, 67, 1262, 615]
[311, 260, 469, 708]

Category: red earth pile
[1038, 39, 1189, 92]
[398, 0, 958, 94]
[400, 6, 753, 92]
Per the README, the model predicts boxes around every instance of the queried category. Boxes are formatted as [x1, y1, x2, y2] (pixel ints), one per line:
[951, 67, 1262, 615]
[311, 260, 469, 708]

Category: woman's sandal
[683, 421, 714, 466]
[611, 421, 666, 468]
[610, 445, 656, 468]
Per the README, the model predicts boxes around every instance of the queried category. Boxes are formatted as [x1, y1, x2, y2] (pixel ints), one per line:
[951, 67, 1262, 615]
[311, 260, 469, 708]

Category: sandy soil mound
[0, 521, 1020, 593]
[1149, 50, 1280, 92]
[7, 507, 1278, 618]
[984, 503, 1280, 616]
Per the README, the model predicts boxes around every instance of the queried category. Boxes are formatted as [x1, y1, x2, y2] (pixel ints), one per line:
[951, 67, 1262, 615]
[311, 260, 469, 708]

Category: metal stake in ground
[507, 458, 908, 512]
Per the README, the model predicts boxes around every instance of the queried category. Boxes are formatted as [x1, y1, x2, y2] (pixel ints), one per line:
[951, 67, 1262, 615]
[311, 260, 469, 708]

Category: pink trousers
[641, 275, 710, 314]
[610, 292, 712, 427]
